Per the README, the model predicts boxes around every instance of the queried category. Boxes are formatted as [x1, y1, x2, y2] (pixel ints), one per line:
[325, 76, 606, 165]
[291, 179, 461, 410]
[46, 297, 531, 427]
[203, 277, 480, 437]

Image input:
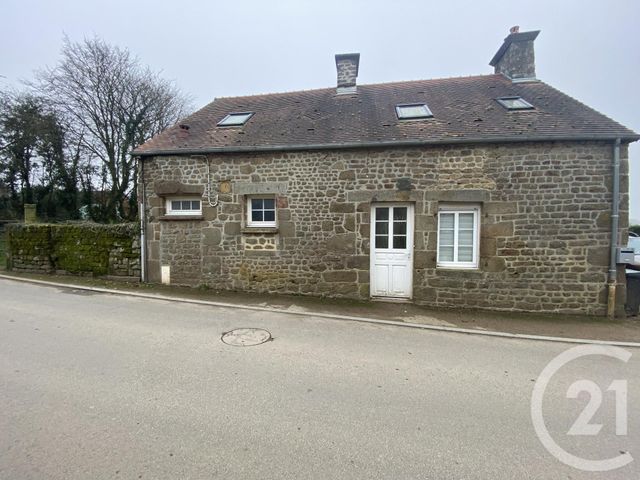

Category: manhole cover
[221, 328, 272, 347]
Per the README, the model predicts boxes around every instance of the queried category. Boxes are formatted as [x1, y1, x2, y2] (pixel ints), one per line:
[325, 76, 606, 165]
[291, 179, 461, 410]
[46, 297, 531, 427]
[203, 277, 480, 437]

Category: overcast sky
[2, 0, 638, 221]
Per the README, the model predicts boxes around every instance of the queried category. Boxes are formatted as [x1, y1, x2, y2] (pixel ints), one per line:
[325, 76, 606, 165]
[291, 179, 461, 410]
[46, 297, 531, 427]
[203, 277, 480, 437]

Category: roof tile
[134, 74, 638, 155]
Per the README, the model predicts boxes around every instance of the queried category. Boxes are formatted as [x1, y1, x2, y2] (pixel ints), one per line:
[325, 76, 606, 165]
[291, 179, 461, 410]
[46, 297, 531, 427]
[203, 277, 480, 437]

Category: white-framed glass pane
[393, 221, 407, 235]
[458, 246, 474, 262]
[439, 245, 454, 262]
[393, 235, 406, 249]
[375, 208, 389, 221]
[248, 197, 276, 225]
[439, 229, 454, 246]
[459, 213, 474, 229]
[263, 198, 275, 210]
[396, 104, 432, 119]
[438, 208, 479, 267]
[439, 213, 454, 229]
[458, 229, 474, 246]
[167, 197, 202, 216]
[218, 112, 253, 126]
[376, 221, 388, 235]
[497, 97, 533, 110]
[375, 235, 388, 249]
[393, 207, 407, 221]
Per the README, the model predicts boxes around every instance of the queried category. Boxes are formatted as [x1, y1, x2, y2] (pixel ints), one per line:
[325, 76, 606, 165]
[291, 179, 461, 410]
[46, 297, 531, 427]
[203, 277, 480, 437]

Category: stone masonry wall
[7, 223, 140, 278]
[336, 56, 358, 87]
[142, 141, 629, 315]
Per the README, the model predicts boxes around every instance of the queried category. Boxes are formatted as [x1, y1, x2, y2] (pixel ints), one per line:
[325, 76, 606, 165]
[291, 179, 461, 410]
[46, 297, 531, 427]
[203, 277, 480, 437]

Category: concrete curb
[2, 273, 640, 348]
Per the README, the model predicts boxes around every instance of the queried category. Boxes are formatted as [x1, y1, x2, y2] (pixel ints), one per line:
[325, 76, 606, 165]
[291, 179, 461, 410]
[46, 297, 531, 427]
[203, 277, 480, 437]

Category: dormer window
[395, 103, 433, 120]
[217, 112, 254, 127]
[496, 96, 534, 110]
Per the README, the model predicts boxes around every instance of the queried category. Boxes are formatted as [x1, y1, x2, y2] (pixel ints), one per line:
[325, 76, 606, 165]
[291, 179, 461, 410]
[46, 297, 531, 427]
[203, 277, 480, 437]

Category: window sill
[241, 226, 279, 234]
[159, 215, 204, 221]
[436, 267, 482, 275]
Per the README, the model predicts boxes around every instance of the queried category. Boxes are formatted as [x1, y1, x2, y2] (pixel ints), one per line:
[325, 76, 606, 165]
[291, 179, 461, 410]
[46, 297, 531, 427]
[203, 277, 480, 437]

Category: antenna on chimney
[510, 25, 520, 34]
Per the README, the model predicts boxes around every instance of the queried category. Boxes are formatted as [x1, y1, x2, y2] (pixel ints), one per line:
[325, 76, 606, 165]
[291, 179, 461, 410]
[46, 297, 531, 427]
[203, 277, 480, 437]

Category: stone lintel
[346, 190, 423, 203]
[234, 182, 288, 195]
[154, 180, 203, 196]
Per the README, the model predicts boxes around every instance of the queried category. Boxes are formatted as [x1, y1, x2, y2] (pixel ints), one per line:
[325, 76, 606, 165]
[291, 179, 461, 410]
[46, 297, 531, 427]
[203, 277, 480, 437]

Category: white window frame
[217, 112, 254, 127]
[395, 103, 433, 120]
[165, 197, 203, 216]
[496, 96, 534, 110]
[246, 196, 277, 227]
[436, 204, 480, 269]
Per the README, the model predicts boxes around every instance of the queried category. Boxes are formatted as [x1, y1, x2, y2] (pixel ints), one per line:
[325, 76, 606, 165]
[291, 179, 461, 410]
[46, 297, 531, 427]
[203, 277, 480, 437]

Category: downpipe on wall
[139, 156, 147, 283]
[607, 138, 621, 319]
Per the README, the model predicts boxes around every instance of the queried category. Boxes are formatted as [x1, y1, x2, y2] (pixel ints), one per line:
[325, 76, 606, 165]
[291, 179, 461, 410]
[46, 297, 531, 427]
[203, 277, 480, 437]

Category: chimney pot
[335, 53, 360, 93]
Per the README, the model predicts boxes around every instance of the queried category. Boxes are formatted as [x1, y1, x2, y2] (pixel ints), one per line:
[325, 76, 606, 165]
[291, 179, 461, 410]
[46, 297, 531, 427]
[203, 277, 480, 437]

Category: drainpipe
[139, 157, 147, 283]
[607, 138, 621, 318]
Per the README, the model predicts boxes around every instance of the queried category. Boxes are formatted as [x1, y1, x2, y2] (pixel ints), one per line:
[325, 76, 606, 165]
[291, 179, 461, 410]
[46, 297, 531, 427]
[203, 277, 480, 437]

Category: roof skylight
[217, 112, 254, 126]
[395, 103, 433, 120]
[496, 97, 534, 110]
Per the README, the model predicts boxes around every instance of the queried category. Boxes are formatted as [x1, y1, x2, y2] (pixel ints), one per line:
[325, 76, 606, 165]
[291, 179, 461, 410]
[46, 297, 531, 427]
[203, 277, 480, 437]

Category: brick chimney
[335, 53, 360, 93]
[489, 27, 540, 81]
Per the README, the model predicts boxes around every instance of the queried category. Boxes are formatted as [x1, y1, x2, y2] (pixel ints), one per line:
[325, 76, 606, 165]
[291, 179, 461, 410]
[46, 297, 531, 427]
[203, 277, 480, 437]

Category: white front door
[370, 203, 414, 298]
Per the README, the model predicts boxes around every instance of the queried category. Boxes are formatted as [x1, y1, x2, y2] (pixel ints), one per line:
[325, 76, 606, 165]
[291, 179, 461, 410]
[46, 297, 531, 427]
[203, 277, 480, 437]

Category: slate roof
[134, 74, 638, 156]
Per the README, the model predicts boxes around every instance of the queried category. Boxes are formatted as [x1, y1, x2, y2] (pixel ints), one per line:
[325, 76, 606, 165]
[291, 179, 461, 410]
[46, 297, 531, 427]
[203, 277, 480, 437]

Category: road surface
[1, 278, 638, 479]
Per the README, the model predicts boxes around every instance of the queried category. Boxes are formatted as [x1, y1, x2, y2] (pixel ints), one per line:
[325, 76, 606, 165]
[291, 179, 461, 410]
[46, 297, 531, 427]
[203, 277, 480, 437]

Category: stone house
[134, 27, 638, 316]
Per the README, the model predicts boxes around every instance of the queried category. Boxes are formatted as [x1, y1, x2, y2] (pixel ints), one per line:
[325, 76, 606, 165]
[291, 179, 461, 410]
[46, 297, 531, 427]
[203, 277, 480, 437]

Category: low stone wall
[6, 223, 140, 278]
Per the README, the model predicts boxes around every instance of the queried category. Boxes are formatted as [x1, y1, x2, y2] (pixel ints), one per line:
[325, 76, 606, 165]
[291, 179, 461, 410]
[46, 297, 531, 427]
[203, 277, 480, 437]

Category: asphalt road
[1, 278, 638, 479]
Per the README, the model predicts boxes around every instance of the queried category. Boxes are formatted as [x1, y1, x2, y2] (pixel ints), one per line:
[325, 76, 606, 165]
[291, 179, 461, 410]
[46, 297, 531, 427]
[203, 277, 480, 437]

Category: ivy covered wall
[6, 223, 140, 278]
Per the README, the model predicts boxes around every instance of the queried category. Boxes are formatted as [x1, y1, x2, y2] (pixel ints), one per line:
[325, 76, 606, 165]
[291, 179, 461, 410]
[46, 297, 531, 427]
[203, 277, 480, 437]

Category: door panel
[370, 204, 414, 298]
[373, 264, 389, 296]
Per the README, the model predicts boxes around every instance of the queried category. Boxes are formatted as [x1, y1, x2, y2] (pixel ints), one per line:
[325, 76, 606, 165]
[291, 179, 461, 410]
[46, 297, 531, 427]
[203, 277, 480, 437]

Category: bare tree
[34, 36, 191, 221]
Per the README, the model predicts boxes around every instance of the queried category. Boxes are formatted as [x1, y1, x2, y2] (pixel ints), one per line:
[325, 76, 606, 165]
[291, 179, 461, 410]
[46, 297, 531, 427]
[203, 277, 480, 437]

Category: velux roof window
[496, 96, 534, 110]
[217, 112, 254, 127]
[395, 103, 433, 120]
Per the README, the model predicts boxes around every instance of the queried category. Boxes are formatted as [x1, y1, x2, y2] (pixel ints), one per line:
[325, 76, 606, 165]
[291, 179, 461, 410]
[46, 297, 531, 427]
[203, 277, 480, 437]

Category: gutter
[132, 134, 640, 157]
[607, 138, 622, 319]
